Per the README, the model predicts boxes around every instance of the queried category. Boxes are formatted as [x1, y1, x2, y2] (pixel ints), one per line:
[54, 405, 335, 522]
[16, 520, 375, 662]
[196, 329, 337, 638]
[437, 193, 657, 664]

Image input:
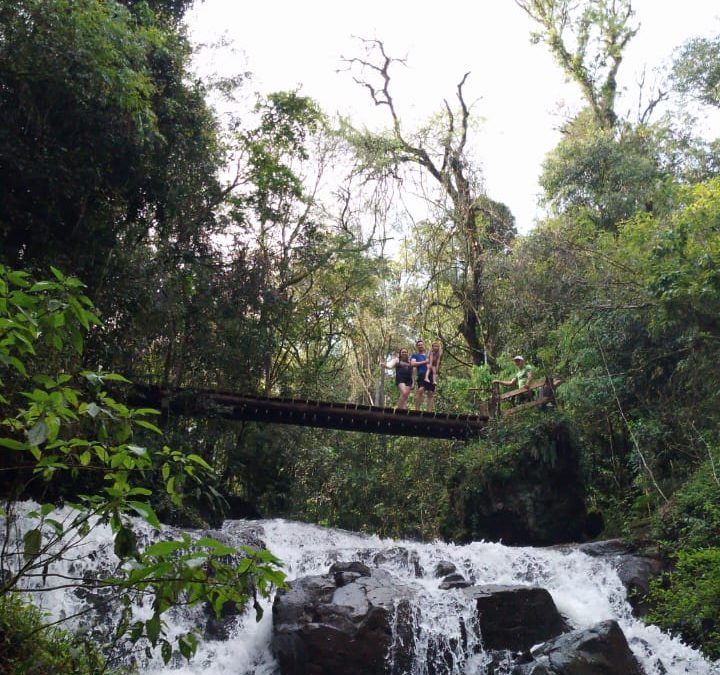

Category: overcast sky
[187, 1, 720, 233]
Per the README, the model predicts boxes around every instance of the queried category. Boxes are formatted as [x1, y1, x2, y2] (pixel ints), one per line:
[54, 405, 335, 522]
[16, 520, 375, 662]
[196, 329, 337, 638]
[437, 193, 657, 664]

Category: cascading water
[3, 504, 719, 675]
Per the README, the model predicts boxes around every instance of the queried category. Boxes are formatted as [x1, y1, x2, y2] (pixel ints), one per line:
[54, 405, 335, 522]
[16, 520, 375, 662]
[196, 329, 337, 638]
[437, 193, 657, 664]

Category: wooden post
[490, 381, 501, 418]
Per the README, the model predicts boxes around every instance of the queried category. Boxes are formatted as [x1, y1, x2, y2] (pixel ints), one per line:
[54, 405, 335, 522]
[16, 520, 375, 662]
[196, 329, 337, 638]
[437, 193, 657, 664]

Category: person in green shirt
[493, 355, 535, 404]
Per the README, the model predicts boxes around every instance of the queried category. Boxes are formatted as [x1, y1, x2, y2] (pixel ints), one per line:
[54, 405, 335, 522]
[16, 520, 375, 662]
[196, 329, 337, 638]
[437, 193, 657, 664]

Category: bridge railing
[472, 376, 561, 418]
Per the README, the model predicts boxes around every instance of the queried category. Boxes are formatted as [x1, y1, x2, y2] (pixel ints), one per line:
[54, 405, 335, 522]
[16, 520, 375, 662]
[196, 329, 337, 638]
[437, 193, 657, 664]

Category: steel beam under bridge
[132, 387, 489, 440]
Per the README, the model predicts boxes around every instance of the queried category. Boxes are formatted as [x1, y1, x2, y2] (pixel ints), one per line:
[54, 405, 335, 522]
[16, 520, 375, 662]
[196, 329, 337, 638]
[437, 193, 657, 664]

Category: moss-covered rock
[443, 413, 589, 545]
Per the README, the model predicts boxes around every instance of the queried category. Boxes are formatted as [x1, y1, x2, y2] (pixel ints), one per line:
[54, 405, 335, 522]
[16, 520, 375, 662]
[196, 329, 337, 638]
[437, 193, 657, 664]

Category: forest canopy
[1, 0, 720, 665]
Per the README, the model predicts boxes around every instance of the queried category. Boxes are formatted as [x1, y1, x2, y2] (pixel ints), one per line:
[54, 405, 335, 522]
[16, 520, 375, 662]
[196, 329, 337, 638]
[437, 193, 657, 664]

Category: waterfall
[3, 504, 718, 675]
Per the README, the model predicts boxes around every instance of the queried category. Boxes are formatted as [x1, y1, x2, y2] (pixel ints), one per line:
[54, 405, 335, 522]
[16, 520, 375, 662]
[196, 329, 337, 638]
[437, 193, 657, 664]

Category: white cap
[513, 355, 524, 361]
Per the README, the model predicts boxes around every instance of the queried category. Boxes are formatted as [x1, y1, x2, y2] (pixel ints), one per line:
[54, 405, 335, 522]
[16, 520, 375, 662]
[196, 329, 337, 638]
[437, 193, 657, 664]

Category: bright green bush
[646, 548, 720, 659]
[654, 449, 720, 552]
[0, 265, 285, 665]
[0, 593, 106, 675]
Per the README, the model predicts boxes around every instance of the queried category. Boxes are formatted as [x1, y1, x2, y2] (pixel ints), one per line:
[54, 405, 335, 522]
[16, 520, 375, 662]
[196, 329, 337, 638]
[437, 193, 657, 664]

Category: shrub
[646, 548, 720, 659]
[0, 593, 106, 674]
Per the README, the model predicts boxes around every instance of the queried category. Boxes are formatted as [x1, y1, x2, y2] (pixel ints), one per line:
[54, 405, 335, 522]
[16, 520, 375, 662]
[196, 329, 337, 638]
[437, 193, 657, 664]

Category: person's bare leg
[398, 385, 410, 410]
[415, 386, 425, 411]
[426, 390, 435, 413]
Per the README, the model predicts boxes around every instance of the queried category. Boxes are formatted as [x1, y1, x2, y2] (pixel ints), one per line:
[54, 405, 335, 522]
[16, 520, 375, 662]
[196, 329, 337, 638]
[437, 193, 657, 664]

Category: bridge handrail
[470, 375, 562, 418]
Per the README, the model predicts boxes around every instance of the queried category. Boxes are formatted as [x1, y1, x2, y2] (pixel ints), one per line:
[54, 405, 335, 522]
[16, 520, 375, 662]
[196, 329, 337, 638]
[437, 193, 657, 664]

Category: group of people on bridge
[380, 339, 442, 412]
[382, 345, 536, 413]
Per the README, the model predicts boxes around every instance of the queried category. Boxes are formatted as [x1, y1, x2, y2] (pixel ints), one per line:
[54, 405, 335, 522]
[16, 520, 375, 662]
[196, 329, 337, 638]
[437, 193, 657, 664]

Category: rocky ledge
[272, 560, 646, 675]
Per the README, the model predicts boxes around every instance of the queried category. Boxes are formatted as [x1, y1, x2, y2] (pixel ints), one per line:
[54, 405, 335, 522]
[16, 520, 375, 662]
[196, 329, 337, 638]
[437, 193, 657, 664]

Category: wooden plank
[499, 377, 562, 401]
[503, 396, 554, 416]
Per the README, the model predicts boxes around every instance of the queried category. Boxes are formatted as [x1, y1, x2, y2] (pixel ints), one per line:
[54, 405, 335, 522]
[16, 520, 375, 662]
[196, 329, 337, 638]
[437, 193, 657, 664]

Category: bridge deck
[133, 387, 489, 440]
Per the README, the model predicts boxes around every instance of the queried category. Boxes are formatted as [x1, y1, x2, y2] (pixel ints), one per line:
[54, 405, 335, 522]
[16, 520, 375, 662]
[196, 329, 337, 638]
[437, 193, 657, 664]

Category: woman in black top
[380, 348, 413, 410]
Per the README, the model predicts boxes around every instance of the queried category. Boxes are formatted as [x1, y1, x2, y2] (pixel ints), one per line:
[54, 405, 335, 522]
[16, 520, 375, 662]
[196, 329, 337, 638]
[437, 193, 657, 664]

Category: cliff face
[444, 417, 593, 545]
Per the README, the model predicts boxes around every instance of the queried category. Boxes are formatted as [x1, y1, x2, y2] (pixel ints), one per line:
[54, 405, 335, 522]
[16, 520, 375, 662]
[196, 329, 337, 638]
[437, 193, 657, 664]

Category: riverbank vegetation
[1, 0, 719, 665]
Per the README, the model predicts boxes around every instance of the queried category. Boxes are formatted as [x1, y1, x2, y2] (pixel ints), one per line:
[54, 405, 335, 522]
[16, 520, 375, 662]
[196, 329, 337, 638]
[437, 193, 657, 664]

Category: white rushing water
[3, 505, 719, 675]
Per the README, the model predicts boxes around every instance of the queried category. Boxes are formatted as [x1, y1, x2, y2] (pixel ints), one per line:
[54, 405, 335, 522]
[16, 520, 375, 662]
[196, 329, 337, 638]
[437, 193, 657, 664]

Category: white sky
[187, 0, 720, 233]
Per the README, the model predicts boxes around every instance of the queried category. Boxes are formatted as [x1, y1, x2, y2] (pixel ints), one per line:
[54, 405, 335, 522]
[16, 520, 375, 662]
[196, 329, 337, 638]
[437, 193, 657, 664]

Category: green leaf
[144, 540, 184, 557]
[135, 419, 162, 434]
[146, 614, 162, 646]
[128, 501, 160, 529]
[50, 266, 65, 281]
[45, 519, 64, 536]
[101, 373, 132, 383]
[0, 437, 26, 450]
[161, 640, 172, 664]
[23, 529, 42, 561]
[178, 632, 197, 660]
[187, 454, 212, 470]
[7, 270, 31, 287]
[195, 537, 237, 556]
[114, 525, 138, 559]
[70, 328, 83, 354]
[9, 356, 28, 376]
[29, 281, 57, 292]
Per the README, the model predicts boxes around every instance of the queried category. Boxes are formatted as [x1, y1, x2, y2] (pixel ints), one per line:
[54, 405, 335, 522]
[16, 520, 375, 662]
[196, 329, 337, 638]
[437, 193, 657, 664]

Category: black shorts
[396, 376, 412, 387]
[417, 374, 435, 392]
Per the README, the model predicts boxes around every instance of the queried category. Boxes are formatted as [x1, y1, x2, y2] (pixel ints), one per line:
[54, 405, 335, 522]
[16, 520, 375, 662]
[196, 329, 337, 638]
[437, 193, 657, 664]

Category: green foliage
[287, 428, 455, 539]
[0, 593, 107, 675]
[441, 365, 493, 413]
[672, 35, 720, 109]
[0, 0, 223, 289]
[517, 0, 638, 129]
[646, 548, 720, 659]
[0, 265, 285, 665]
[540, 111, 663, 229]
[442, 413, 587, 544]
[654, 446, 720, 553]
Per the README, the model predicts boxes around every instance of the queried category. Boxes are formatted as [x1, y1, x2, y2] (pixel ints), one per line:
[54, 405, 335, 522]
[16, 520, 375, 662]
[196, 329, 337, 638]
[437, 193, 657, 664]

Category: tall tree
[671, 33, 720, 109]
[342, 40, 515, 366]
[0, 0, 223, 293]
[515, 0, 639, 130]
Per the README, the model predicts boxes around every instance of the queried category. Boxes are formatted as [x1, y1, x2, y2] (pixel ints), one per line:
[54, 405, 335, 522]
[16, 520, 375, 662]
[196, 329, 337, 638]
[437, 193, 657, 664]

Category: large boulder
[517, 619, 645, 675]
[444, 419, 590, 545]
[463, 584, 568, 651]
[272, 561, 416, 675]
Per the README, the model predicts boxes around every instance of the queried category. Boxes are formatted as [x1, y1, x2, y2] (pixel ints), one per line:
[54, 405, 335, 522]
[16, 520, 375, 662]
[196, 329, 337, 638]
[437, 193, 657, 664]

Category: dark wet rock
[463, 584, 568, 651]
[331, 560, 372, 587]
[439, 573, 471, 590]
[272, 562, 417, 675]
[444, 419, 588, 546]
[371, 546, 424, 578]
[330, 560, 371, 576]
[390, 598, 417, 675]
[526, 619, 645, 674]
[434, 560, 457, 577]
[570, 539, 665, 616]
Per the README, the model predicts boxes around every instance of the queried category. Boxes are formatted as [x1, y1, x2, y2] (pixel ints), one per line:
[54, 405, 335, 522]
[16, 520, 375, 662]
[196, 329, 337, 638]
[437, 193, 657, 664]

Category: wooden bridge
[131, 377, 559, 441]
[132, 386, 489, 439]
